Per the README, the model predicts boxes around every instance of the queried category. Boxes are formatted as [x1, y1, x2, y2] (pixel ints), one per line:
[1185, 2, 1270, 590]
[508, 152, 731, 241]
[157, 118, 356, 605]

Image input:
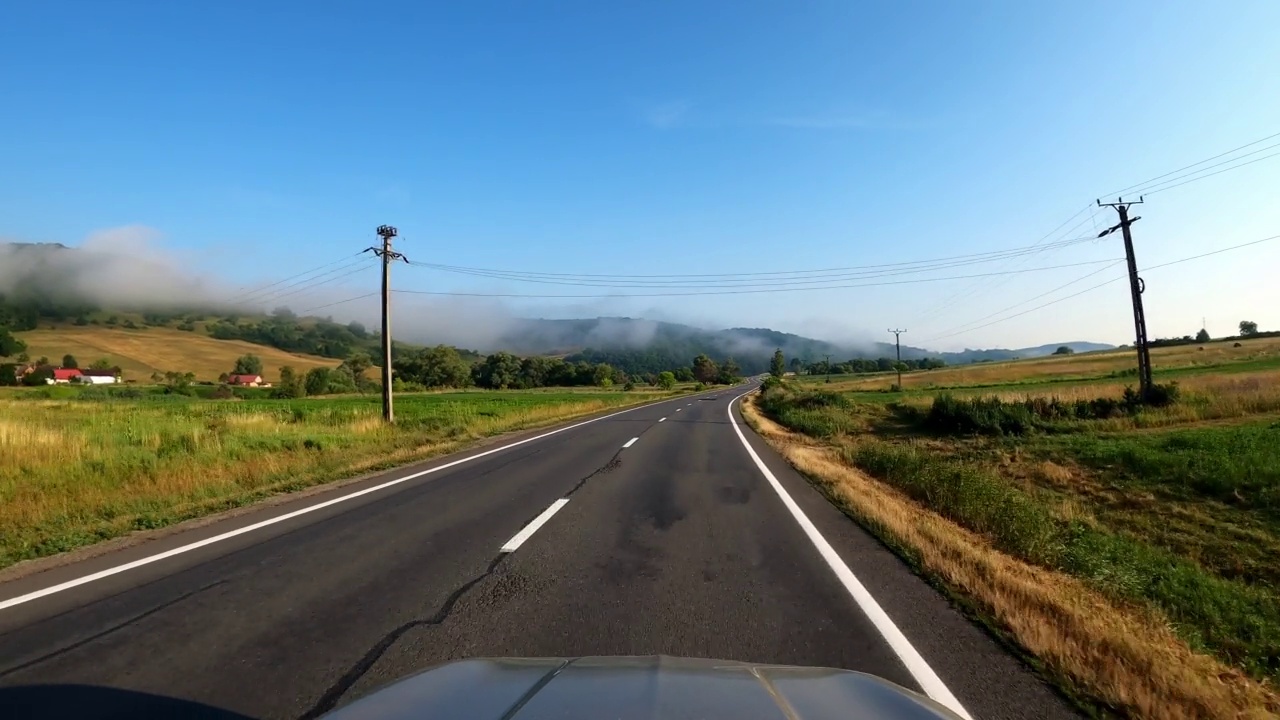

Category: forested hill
[500, 318, 1113, 375]
[1, 243, 1112, 376]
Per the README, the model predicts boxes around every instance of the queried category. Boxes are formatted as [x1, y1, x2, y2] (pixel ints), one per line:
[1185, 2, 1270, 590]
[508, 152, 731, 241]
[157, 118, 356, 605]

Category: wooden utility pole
[373, 225, 404, 422]
[824, 354, 831, 383]
[1096, 197, 1152, 398]
[888, 328, 906, 389]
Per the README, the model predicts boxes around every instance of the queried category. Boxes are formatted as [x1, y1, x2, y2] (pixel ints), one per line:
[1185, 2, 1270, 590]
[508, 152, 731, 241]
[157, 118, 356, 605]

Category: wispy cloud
[641, 100, 692, 130]
[763, 110, 934, 131]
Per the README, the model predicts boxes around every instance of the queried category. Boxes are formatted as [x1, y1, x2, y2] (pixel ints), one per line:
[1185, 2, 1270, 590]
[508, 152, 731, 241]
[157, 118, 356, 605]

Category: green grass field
[752, 343, 1280, 717]
[0, 389, 673, 570]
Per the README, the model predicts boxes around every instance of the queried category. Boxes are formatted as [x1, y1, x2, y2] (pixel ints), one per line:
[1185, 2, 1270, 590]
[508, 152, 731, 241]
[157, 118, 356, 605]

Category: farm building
[47, 368, 82, 384]
[227, 374, 265, 387]
[74, 369, 121, 385]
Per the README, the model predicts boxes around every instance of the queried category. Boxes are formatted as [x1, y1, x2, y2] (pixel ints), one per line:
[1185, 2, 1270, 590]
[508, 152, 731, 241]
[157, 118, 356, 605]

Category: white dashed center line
[659, 417, 666, 422]
[622, 437, 639, 448]
[500, 499, 570, 552]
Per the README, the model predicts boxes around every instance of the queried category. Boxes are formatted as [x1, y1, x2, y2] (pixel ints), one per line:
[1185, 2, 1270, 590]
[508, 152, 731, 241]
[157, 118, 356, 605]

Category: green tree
[788, 357, 802, 374]
[716, 357, 741, 385]
[0, 328, 25, 358]
[304, 367, 332, 396]
[395, 345, 471, 388]
[691, 354, 719, 384]
[1195, 328, 1210, 343]
[61, 354, 78, 369]
[1239, 320, 1259, 336]
[592, 363, 615, 387]
[162, 371, 196, 392]
[233, 354, 263, 375]
[36, 356, 49, 366]
[769, 348, 785, 378]
[327, 365, 359, 394]
[275, 366, 305, 398]
[217, 372, 231, 384]
[657, 371, 676, 390]
[473, 352, 522, 389]
[674, 366, 695, 382]
[0, 364, 18, 386]
[1052, 346, 1074, 355]
[340, 351, 373, 380]
[90, 358, 114, 370]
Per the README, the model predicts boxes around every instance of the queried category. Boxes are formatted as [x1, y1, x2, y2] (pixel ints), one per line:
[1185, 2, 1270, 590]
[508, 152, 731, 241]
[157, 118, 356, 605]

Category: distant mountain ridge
[1, 242, 1115, 374]
[494, 317, 1114, 375]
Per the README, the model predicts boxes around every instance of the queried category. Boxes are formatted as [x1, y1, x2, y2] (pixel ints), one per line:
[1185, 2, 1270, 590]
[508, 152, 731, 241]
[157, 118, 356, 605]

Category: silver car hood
[325, 656, 965, 720]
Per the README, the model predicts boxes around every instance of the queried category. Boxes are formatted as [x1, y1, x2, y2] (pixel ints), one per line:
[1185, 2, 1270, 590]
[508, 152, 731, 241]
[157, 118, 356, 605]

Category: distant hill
[2, 242, 1114, 376]
[14, 325, 345, 382]
[1015, 341, 1115, 356]
[495, 317, 1114, 375]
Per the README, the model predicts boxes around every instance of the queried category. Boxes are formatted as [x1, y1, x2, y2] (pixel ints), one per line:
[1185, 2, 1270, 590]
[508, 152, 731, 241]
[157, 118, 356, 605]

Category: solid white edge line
[727, 391, 973, 720]
[622, 437, 639, 448]
[499, 499, 570, 552]
[0, 391, 715, 612]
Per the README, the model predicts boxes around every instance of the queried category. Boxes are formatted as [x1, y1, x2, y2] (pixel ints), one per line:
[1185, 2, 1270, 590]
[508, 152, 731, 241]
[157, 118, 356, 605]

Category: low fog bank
[2, 227, 891, 358]
[0, 227, 235, 312]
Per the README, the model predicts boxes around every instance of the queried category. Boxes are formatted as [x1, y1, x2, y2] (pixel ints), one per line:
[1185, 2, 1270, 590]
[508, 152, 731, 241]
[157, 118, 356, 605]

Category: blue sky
[2, 1, 1278, 350]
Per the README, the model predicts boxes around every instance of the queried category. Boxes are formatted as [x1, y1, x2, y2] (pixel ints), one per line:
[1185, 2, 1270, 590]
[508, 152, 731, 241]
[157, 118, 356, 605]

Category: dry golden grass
[14, 325, 345, 382]
[829, 335, 1280, 392]
[891, 367, 1280, 430]
[742, 396, 1280, 720]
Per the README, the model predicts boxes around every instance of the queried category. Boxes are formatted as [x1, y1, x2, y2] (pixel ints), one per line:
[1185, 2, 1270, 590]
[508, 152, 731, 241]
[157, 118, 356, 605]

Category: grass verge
[743, 392, 1280, 719]
[0, 390, 671, 570]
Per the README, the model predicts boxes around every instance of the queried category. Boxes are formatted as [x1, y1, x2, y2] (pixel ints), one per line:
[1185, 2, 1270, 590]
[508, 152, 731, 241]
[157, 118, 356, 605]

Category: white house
[74, 368, 122, 385]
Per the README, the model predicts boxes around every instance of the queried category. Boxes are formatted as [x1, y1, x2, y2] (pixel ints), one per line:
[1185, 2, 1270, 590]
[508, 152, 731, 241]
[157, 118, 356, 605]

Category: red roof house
[50, 368, 83, 383]
[226, 374, 264, 387]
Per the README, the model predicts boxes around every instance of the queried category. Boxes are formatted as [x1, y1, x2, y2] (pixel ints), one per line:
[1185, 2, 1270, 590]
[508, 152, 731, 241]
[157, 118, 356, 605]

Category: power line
[249, 258, 378, 306]
[919, 260, 1126, 340]
[1142, 150, 1280, 196]
[922, 276, 1126, 343]
[1140, 232, 1280, 270]
[410, 236, 1103, 289]
[224, 251, 369, 305]
[408, 234, 1099, 281]
[298, 292, 379, 314]
[1100, 129, 1280, 199]
[919, 232, 1280, 342]
[911, 206, 1098, 325]
[391, 258, 1121, 299]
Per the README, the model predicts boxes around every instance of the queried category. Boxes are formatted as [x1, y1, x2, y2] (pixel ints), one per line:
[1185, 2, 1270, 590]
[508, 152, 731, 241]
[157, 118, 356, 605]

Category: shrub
[921, 394, 1036, 436]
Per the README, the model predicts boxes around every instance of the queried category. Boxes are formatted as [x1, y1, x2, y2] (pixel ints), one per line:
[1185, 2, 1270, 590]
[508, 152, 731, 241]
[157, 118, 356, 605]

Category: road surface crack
[0, 580, 229, 678]
[300, 448, 629, 718]
[298, 556, 506, 719]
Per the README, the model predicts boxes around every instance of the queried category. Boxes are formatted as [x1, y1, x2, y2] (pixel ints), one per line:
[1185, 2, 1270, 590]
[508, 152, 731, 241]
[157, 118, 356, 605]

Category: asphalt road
[0, 386, 1079, 720]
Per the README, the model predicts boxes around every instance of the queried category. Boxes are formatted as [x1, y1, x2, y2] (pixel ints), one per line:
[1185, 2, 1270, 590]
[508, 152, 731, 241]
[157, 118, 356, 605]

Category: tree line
[392, 346, 740, 390]
[798, 356, 946, 376]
